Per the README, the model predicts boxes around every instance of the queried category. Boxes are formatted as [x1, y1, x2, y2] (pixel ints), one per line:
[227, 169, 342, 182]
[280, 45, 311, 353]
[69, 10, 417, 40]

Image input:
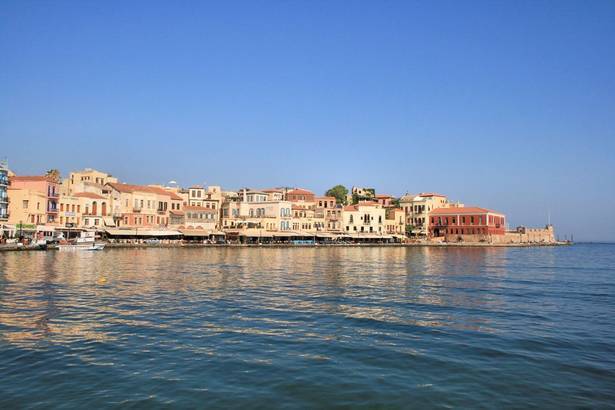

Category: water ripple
[1, 244, 614, 408]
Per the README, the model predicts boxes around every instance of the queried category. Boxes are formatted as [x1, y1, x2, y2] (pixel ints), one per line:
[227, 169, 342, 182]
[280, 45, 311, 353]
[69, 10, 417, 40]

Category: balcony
[133, 206, 142, 213]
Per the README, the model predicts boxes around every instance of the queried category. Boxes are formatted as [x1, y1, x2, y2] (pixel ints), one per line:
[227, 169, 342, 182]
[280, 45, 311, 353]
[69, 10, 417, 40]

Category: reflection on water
[0, 247, 503, 347]
[1, 245, 614, 408]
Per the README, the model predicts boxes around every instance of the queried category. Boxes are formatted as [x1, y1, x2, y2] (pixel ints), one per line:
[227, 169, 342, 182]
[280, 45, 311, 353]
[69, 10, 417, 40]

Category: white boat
[58, 232, 106, 251]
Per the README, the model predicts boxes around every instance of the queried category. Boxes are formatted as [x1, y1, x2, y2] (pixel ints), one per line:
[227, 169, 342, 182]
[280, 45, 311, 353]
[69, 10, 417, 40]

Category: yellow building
[291, 204, 326, 234]
[385, 207, 406, 235]
[64, 168, 118, 196]
[7, 188, 47, 226]
[221, 198, 292, 234]
[315, 196, 342, 232]
[399, 193, 456, 236]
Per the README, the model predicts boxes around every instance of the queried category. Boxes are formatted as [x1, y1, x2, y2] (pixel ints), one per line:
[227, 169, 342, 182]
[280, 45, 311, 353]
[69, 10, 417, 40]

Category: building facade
[106, 183, 174, 228]
[10, 176, 60, 224]
[428, 207, 506, 241]
[342, 202, 386, 235]
[0, 161, 8, 222]
[399, 193, 452, 236]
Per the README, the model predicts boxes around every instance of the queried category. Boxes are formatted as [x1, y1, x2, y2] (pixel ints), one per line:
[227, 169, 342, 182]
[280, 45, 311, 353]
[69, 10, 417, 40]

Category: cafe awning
[105, 228, 182, 237]
[179, 229, 210, 237]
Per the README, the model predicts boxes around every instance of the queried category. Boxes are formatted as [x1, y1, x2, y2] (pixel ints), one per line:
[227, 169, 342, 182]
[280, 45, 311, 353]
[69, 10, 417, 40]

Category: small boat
[58, 232, 105, 251]
[24, 239, 48, 250]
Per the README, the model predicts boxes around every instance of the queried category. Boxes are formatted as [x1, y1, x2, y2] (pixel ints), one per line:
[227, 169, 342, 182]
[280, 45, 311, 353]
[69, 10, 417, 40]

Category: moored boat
[58, 232, 105, 251]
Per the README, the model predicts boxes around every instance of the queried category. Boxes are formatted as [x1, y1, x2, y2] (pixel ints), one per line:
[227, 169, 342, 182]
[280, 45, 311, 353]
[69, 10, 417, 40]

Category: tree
[325, 185, 348, 205]
[405, 224, 414, 237]
[45, 169, 61, 183]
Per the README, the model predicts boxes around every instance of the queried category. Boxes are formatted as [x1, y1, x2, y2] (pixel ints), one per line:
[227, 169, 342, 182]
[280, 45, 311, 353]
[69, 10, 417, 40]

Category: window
[23, 200, 29, 209]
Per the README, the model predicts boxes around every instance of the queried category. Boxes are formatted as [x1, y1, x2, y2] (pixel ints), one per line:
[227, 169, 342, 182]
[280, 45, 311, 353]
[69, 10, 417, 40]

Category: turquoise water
[1, 245, 614, 408]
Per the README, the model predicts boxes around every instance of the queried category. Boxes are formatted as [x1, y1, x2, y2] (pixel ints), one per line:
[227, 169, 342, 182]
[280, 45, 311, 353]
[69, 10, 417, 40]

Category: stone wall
[441, 225, 556, 244]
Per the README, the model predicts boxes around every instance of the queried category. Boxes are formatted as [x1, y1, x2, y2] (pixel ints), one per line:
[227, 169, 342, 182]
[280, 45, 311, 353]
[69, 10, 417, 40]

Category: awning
[105, 228, 182, 237]
[103, 216, 115, 227]
[179, 229, 209, 237]
[36, 225, 56, 232]
[340, 233, 393, 239]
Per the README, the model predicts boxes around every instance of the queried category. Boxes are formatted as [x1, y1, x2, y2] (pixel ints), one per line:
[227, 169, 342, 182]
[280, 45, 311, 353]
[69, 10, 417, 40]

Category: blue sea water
[0, 244, 614, 408]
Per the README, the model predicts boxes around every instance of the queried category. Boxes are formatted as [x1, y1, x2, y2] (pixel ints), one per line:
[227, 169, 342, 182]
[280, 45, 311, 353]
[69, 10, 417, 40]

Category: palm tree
[45, 169, 61, 183]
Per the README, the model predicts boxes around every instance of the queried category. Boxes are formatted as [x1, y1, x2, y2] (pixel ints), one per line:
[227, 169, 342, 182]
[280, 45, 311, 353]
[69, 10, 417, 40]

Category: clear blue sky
[1, 1, 614, 241]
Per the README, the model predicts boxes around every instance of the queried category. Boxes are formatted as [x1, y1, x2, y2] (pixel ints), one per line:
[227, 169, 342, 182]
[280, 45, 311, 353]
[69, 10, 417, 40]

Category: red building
[286, 188, 315, 202]
[429, 207, 506, 238]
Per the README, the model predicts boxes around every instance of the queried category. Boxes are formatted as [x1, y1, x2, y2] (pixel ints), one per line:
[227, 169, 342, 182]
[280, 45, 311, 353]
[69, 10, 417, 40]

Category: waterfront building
[286, 188, 315, 203]
[0, 161, 8, 223]
[58, 194, 82, 228]
[183, 205, 217, 231]
[10, 175, 60, 224]
[105, 182, 174, 228]
[399, 193, 454, 236]
[7, 187, 47, 227]
[75, 192, 109, 228]
[428, 207, 506, 241]
[221, 197, 293, 234]
[291, 204, 326, 233]
[315, 196, 342, 232]
[342, 201, 387, 235]
[385, 207, 406, 236]
[187, 186, 220, 208]
[64, 168, 118, 196]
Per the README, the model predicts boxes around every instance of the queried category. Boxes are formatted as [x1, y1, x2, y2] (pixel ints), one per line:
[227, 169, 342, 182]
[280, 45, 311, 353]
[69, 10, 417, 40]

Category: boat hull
[58, 243, 105, 251]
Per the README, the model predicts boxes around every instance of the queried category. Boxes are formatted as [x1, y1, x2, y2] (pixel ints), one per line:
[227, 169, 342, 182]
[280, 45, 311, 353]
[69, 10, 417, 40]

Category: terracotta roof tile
[73, 192, 105, 199]
[287, 188, 314, 195]
[106, 182, 173, 197]
[430, 206, 503, 215]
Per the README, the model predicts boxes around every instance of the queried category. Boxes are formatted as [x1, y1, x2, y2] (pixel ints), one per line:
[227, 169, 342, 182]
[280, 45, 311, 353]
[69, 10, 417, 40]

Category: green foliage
[325, 185, 348, 205]
[405, 224, 414, 236]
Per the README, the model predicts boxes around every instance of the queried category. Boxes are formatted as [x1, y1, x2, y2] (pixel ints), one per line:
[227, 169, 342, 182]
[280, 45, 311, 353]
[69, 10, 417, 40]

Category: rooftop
[106, 182, 174, 197]
[287, 188, 314, 196]
[430, 206, 503, 215]
[73, 192, 106, 200]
